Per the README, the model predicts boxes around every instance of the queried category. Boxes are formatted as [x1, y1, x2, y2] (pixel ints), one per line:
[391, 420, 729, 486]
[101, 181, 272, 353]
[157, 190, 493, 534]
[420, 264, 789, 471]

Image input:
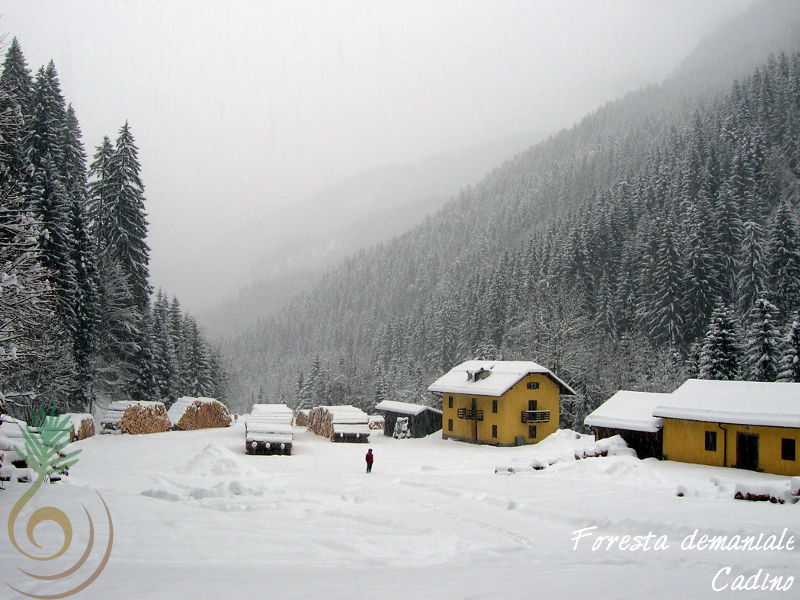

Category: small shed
[583, 391, 667, 459]
[375, 400, 442, 438]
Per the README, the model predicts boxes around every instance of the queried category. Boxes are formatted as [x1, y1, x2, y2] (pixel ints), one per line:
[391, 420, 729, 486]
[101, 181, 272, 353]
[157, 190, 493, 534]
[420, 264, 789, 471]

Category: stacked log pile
[307, 406, 370, 443]
[168, 397, 231, 431]
[42, 413, 95, 442]
[101, 401, 170, 434]
[294, 410, 309, 427]
[246, 404, 294, 455]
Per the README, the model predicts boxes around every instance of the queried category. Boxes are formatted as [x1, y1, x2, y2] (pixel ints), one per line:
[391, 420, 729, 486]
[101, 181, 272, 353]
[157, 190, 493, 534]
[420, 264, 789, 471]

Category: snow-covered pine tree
[698, 301, 742, 380]
[127, 307, 158, 402]
[87, 135, 114, 253]
[767, 201, 800, 315]
[183, 314, 213, 397]
[105, 122, 150, 311]
[743, 297, 783, 382]
[62, 104, 100, 409]
[778, 311, 800, 382]
[0, 38, 34, 185]
[29, 62, 76, 332]
[735, 220, 768, 318]
[151, 290, 178, 403]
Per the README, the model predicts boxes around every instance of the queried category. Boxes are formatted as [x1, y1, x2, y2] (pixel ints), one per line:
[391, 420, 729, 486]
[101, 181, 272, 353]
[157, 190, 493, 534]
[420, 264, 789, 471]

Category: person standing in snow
[365, 448, 374, 473]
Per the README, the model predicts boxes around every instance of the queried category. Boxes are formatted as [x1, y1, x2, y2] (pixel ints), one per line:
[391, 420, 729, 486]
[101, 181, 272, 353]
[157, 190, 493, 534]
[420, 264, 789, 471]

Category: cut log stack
[307, 405, 371, 443]
[101, 401, 170, 434]
[44, 413, 95, 442]
[246, 404, 294, 455]
[294, 410, 309, 427]
[168, 397, 232, 431]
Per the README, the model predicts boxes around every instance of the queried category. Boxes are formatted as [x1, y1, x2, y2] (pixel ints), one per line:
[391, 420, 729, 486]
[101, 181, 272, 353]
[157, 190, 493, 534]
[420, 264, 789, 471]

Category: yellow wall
[662, 418, 800, 476]
[441, 374, 561, 446]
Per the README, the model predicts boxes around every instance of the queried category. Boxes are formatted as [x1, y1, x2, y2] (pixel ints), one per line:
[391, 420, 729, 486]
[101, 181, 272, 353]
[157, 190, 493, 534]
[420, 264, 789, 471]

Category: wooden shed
[375, 400, 442, 438]
[583, 391, 667, 459]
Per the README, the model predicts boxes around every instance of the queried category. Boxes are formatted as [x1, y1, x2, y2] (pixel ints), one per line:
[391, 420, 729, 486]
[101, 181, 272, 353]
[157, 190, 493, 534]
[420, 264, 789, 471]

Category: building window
[528, 425, 537, 439]
[448, 419, 453, 432]
[492, 400, 498, 413]
[448, 397, 453, 408]
[782, 438, 796, 461]
[528, 400, 537, 411]
[705, 431, 717, 452]
[492, 425, 498, 438]
[527, 382, 539, 390]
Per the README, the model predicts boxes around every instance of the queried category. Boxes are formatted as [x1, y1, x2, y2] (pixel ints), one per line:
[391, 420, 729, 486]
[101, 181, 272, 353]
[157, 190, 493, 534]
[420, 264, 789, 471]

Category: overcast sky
[1, 0, 752, 314]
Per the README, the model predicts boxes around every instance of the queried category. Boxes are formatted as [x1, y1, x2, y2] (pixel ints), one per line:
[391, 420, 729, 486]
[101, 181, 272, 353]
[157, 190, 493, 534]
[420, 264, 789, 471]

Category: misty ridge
[221, 0, 800, 421]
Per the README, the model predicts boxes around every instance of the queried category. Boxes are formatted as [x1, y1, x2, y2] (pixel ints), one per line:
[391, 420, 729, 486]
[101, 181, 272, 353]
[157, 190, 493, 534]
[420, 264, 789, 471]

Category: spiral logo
[4, 416, 113, 598]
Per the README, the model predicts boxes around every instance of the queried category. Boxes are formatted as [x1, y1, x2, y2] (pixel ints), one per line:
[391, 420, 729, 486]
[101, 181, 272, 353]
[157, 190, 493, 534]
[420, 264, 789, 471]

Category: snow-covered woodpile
[368, 415, 384, 430]
[307, 405, 370, 443]
[294, 410, 309, 427]
[101, 401, 170, 434]
[168, 397, 232, 431]
[46, 413, 95, 441]
[245, 404, 294, 455]
[0, 417, 69, 484]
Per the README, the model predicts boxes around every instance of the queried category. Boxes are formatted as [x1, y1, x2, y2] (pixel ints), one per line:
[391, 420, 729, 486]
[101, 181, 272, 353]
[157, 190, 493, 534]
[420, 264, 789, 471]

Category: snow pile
[180, 442, 257, 477]
[574, 435, 637, 459]
[791, 477, 800, 497]
[734, 481, 799, 504]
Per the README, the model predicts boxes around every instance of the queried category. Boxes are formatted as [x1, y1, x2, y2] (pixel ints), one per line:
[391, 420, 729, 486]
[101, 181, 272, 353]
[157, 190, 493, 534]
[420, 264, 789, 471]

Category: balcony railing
[457, 408, 484, 421]
[521, 410, 550, 424]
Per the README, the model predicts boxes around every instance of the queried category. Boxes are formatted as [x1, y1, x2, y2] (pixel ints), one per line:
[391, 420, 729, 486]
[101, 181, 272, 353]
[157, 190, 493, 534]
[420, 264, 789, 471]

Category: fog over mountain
[0, 0, 753, 316]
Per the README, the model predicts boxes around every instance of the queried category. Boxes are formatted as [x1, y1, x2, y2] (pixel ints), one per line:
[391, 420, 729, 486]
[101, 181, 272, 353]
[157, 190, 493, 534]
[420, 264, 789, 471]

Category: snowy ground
[1, 423, 797, 599]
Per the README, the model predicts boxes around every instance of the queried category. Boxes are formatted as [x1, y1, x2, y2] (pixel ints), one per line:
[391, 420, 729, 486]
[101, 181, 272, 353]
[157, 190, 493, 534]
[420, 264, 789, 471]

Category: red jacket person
[365, 448, 374, 473]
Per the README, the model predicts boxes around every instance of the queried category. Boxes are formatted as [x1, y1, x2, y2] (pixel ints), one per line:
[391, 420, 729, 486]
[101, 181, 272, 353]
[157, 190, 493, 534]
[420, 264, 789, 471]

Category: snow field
[0, 423, 797, 599]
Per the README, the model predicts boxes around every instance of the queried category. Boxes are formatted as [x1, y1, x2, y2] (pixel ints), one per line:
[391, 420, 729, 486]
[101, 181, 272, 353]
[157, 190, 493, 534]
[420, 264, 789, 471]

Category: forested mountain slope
[226, 4, 800, 423]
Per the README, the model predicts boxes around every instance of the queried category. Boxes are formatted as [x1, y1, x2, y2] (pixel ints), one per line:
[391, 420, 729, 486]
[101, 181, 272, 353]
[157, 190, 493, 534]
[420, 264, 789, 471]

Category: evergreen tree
[767, 201, 800, 314]
[127, 308, 158, 402]
[105, 122, 150, 311]
[778, 311, 800, 382]
[183, 314, 212, 397]
[743, 297, 782, 382]
[29, 63, 76, 331]
[87, 136, 114, 252]
[698, 302, 742, 380]
[151, 290, 178, 403]
[735, 220, 768, 317]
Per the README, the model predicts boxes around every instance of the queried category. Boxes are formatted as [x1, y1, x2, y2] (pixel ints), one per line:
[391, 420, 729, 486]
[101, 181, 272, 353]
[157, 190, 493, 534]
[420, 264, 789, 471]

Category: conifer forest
[0, 39, 226, 420]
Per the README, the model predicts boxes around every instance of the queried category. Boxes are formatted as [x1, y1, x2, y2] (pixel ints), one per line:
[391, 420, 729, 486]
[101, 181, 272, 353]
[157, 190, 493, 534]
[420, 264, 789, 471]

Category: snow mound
[141, 489, 181, 502]
[188, 480, 264, 500]
[180, 442, 256, 477]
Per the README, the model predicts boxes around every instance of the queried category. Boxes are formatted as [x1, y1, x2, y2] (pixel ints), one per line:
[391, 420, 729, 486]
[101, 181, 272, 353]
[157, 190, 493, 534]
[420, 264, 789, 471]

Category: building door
[736, 433, 759, 471]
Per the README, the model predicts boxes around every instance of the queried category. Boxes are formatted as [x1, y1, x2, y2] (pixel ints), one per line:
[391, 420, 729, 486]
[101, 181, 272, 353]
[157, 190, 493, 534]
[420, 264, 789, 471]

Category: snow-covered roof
[584, 391, 668, 433]
[427, 360, 575, 397]
[332, 423, 371, 436]
[317, 405, 369, 423]
[653, 379, 800, 428]
[251, 403, 294, 416]
[168, 397, 221, 425]
[375, 400, 442, 416]
[246, 422, 293, 435]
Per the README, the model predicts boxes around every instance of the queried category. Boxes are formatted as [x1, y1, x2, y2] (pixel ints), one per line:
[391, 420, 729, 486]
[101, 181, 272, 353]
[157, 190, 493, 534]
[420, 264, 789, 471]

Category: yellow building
[427, 360, 575, 446]
[653, 380, 800, 477]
